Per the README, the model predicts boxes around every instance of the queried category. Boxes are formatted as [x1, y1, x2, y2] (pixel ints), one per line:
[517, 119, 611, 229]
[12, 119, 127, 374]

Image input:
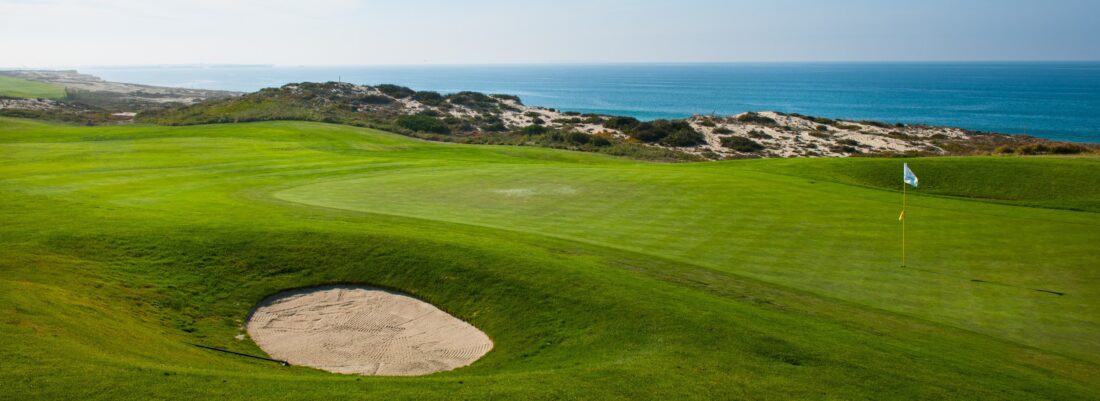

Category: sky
[1, 0, 1098, 67]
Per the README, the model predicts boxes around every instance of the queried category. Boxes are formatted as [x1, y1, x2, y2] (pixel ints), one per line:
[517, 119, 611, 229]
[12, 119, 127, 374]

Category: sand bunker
[246, 285, 492, 376]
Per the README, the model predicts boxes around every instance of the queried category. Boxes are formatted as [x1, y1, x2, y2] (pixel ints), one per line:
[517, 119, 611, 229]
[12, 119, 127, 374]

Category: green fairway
[1, 117, 1098, 400]
[0, 76, 66, 99]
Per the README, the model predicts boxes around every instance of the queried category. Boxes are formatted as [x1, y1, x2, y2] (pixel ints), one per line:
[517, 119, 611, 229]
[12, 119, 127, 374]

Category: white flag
[903, 163, 918, 188]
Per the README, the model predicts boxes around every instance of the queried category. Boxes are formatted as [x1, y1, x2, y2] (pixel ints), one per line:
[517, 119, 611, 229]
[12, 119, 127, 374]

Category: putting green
[275, 162, 1100, 362]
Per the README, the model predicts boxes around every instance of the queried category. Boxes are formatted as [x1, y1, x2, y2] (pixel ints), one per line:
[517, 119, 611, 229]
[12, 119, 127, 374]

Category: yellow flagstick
[901, 180, 906, 267]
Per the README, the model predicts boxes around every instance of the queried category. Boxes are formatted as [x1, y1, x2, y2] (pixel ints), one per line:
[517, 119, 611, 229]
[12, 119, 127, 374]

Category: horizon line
[4, 59, 1100, 70]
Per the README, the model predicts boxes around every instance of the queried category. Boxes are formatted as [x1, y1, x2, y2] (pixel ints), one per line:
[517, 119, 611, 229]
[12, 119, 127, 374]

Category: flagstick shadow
[900, 265, 1065, 296]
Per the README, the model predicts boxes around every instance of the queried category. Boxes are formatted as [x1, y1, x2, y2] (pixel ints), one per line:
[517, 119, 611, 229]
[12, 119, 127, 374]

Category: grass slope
[0, 76, 66, 99]
[1, 117, 1098, 400]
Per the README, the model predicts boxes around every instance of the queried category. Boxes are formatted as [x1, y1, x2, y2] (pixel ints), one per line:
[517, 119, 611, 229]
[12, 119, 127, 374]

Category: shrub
[354, 94, 393, 105]
[629, 120, 698, 144]
[790, 113, 836, 125]
[659, 126, 706, 146]
[1012, 142, 1056, 153]
[714, 127, 733, 135]
[603, 116, 641, 131]
[519, 125, 549, 135]
[590, 135, 612, 147]
[858, 120, 892, 128]
[748, 129, 772, 139]
[481, 121, 507, 132]
[699, 119, 716, 127]
[453, 121, 475, 133]
[830, 145, 859, 154]
[563, 111, 581, 116]
[376, 84, 415, 98]
[447, 91, 496, 108]
[478, 116, 508, 132]
[490, 94, 522, 104]
[720, 136, 765, 152]
[836, 139, 860, 146]
[816, 125, 830, 132]
[736, 112, 778, 126]
[887, 131, 913, 140]
[396, 114, 449, 134]
[412, 91, 445, 106]
[562, 131, 591, 144]
[602, 143, 702, 161]
[996, 142, 1090, 155]
[1050, 143, 1089, 154]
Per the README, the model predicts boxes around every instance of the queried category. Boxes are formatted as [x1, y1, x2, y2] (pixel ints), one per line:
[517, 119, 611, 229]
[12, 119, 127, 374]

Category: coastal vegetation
[735, 112, 778, 126]
[131, 81, 1094, 159]
[721, 135, 765, 152]
[2, 73, 1094, 160]
[397, 114, 450, 134]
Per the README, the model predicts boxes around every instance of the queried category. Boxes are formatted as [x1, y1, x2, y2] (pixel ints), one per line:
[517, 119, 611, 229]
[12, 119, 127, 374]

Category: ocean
[82, 63, 1100, 143]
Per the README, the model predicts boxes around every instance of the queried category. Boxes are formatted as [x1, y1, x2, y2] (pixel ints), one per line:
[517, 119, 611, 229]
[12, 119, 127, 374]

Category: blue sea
[82, 63, 1100, 143]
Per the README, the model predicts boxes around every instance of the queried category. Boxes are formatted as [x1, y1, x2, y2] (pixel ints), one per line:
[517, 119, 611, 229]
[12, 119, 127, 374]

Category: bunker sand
[246, 285, 492, 376]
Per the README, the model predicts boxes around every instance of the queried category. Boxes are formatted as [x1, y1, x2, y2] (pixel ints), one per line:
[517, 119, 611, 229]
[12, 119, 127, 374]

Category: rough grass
[743, 157, 1100, 212]
[1, 117, 1098, 400]
[0, 76, 66, 99]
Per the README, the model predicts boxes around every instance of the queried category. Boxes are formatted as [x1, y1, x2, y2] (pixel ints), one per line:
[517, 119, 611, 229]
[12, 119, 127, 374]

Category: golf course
[1, 117, 1098, 400]
[0, 76, 65, 99]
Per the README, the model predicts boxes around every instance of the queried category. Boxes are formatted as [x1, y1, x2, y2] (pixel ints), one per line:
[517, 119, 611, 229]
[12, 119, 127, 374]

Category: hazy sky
[2, 0, 1098, 67]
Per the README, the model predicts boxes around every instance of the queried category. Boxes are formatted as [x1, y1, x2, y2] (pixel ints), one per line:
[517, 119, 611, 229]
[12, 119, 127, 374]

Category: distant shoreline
[6, 60, 1100, 69]
[2, 69, 1097, 155]
[54, 63, 1100, 143]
